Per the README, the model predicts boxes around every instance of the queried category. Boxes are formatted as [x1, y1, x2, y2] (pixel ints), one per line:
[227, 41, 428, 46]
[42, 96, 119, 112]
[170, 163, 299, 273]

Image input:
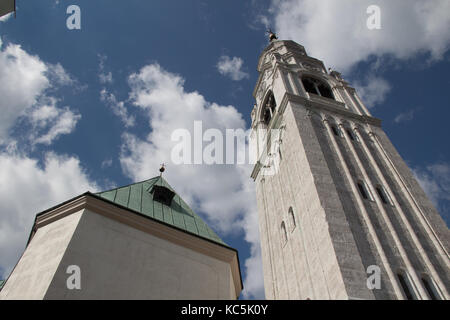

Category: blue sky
[1, 0, 449, 299]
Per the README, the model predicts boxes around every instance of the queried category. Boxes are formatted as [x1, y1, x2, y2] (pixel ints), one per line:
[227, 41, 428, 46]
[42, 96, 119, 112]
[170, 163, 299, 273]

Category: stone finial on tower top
[266, 29, 278, 42]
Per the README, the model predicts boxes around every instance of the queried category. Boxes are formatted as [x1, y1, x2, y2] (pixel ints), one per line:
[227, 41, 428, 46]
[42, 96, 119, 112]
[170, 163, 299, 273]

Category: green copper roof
[95, 176, 227, 247]
[0, 280, 4, 290]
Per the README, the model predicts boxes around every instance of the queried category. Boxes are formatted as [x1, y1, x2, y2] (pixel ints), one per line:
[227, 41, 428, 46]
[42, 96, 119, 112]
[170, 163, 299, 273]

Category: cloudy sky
[1, 0, 450, 299]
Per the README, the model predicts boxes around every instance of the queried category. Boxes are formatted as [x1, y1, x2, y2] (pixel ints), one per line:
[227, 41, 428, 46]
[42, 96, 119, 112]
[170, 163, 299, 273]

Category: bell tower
[250, 36, 450, 300]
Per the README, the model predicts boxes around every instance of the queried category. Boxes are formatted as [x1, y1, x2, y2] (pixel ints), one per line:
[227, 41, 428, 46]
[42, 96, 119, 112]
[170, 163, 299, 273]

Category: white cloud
[32, 106, 81, 145]
[47, 63, 74, 86]
[271, 0, 450, 73]
[99, 71, 113, 84]
[29, 102, 60, 126]
[394, 109, 416, 124]
[100, 89, 135, 127]
[101, 158, 113, 169]
[98, 55, 134, 127]
[353, 76, 391, 108]
[0, 43, 49, 143]
[413, 163, 450, 223]
[98, 54, 113, 84]
[0, 41, 80, 145]
[120, 63, 264, 298]
[0, 12, 13, 22]
[14, 96, 81, 146]
[413, 163, 450, 204]
[216, 56, 250, 81]
[0, 151, 98, 279]
[248, 14, 271, 31]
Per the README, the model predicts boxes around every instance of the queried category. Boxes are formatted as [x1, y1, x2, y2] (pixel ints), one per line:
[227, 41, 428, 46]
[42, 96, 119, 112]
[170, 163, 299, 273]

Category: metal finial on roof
[159, 163, 165, 176]
[266, 29, 278, 42]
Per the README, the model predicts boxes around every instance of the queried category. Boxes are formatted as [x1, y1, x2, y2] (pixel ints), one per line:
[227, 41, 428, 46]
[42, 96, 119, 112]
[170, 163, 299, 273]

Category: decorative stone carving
[251, 105, 257, 124]
[322, 114, 335, 125]
[329, 69, 343, 80]
[271, 52, 284, 66]
[305, 108, 312, 118]
[305, 108, 321, 120]
[257, 80, 267, 101]
[302, 62, 323, 73]
[273, 69, 279, 79]
[264, 68, 274, 81]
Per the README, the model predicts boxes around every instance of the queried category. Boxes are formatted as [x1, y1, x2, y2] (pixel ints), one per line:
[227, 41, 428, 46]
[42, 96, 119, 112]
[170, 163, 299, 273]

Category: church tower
[250, 37, 450, 300]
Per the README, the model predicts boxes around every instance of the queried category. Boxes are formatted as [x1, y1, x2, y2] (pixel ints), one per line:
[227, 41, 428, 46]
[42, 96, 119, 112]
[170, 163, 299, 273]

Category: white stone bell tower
[250, 36, 450, 300]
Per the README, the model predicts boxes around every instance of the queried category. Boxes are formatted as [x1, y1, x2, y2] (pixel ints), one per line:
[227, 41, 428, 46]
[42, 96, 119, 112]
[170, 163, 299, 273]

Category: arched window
[281, 221, 288, 246]
[347, 129, 360, 142]
[262, 91, 276, 126]
[301, 76, 334, 100]
[375, 185, 391, 205]
[302, 77, 316, 94]
[288, 207, 296, 231]
[317, 82, 334, 99]
[421, 275, 441, 300]
[331, 125, 341, 137]
[357, 180, 373, 201]
[346, 129, 356, 141]
[397, 271, 417, 300]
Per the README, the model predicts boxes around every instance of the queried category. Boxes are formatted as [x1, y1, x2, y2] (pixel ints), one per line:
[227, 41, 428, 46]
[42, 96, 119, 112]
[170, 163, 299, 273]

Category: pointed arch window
[301, 76, 335, 100]
[281, 221, 288, 246]
[397, 271, 418, 300]
[288, 207, 296, 232]
[375, 185, 392, 205]
[421, 275, 441, 300]
[347, 129, 360, 142]
[331, 125, 342, 137]
[346, 129, 357, 141]
[357, 180, 373, 201]
[262, 91, 276, 126]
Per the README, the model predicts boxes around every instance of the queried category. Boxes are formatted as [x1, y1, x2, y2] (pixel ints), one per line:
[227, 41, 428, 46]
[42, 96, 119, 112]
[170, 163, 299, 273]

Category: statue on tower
[159, 163, 165, 176]
[266, 29, 278, 42]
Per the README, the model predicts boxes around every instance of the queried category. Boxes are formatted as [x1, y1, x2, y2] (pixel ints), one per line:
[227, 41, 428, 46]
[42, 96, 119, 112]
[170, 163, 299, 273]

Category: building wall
[256, 100, 372, 300]
[0, 210, 84, 300]
[43, 209, 236, 299]
[1, 208, 237, 300]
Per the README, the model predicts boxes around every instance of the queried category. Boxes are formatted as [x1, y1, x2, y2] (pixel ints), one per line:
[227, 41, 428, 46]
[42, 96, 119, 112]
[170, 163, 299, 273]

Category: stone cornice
[284, 93, 382, 127]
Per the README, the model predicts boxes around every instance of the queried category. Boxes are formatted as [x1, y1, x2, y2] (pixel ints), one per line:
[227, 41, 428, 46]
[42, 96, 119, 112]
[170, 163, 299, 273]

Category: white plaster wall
[43, 209, 236, 300]
[0, 210, 83, 300]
